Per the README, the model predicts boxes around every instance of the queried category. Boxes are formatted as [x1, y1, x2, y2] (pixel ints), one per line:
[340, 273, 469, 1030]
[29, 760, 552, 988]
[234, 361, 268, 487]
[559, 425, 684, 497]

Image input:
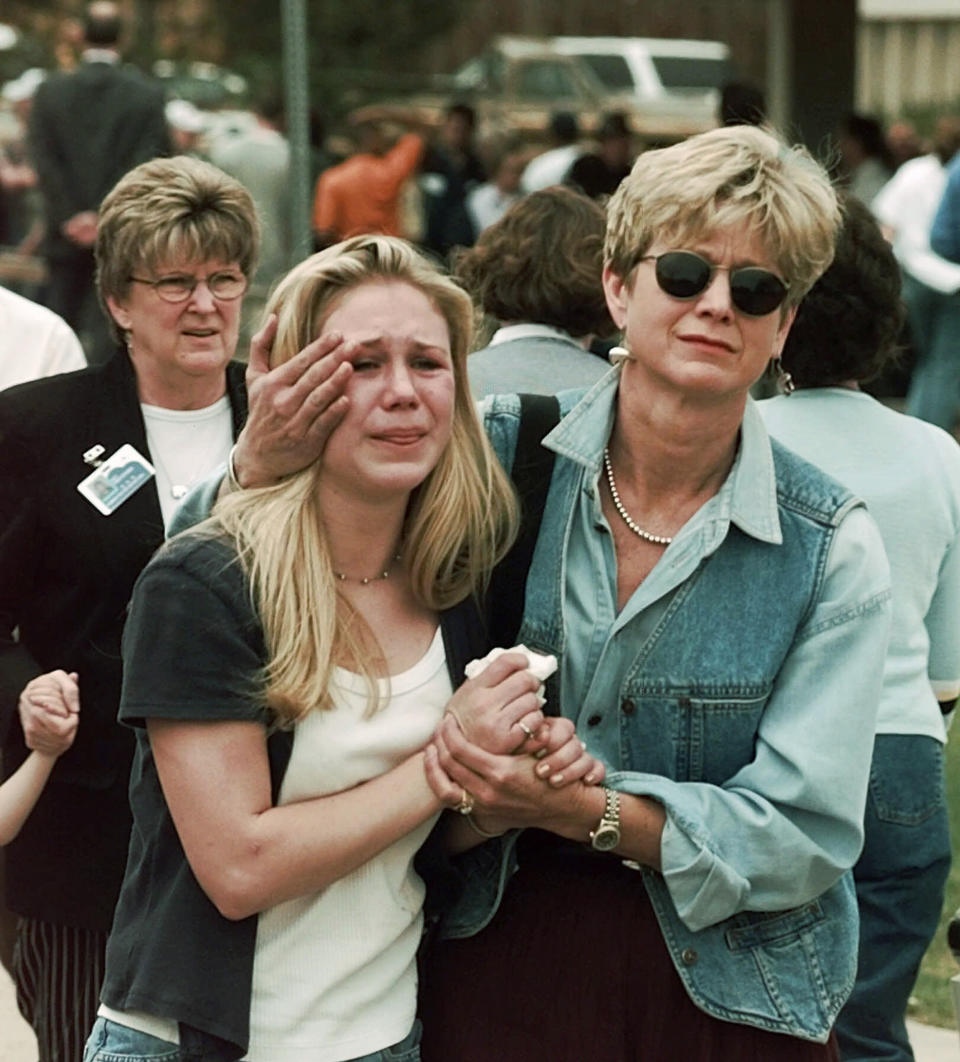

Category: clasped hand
[18, 669, 80, 757]
[425, 653, 605, 836]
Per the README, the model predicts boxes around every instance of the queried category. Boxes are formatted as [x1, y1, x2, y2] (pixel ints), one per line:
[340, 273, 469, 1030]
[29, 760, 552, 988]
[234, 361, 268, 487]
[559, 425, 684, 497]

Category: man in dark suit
[28, 1, 170, 362]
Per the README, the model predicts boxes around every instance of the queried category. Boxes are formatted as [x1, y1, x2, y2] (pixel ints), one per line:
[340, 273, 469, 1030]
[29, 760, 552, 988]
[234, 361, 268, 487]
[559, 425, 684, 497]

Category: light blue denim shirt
[458, 373, 893, 1041]
[544, 376, 891, 930]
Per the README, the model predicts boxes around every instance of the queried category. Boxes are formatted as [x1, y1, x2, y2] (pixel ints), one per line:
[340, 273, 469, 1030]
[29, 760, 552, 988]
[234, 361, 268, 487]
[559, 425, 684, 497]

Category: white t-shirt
[244, 626, 450, 1062]
[0, 286, 85, 391]
[759, 388, 960, 739]
[141, 397, 233, 530]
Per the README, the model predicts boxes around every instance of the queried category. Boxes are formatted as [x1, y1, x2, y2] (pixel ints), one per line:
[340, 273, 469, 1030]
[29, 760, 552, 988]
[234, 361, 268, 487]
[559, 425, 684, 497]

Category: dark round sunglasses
[637, 251, 789, 317]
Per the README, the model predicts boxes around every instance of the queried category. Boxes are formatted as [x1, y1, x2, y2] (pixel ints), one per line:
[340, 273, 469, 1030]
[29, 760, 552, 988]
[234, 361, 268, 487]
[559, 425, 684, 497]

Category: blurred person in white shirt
[466, 141, 526, 236]
[0, 285, 85, 391]
[873, 115, 960, 430]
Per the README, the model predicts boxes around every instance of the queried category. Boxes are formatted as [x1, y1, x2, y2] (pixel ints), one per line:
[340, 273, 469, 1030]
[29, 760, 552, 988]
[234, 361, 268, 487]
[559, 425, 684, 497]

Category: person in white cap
[164, 98, 206, 157]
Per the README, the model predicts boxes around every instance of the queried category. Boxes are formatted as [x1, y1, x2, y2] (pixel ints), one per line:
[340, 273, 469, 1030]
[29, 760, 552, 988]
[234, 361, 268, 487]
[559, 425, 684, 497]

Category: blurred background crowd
[0, 1, 957, 428]
[1, 4, 960, 1061]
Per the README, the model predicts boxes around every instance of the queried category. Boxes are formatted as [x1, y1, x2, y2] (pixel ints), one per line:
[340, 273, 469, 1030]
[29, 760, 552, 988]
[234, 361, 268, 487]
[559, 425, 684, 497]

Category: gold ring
[455, 788, 475, 815]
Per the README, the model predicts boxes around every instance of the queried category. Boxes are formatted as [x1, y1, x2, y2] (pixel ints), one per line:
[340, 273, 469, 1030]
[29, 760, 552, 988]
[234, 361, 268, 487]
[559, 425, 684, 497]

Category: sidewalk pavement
[1, 969, 32, 1062]
[1, 966, 957, 1061]
[907, 1019, 959, 1061]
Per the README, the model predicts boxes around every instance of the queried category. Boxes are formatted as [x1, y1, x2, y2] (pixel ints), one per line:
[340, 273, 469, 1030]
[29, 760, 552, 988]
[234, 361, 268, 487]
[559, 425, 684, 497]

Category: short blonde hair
[96, 155, 260, 338]
[211, 236, 519, 724]
[605, 125, 840, 305]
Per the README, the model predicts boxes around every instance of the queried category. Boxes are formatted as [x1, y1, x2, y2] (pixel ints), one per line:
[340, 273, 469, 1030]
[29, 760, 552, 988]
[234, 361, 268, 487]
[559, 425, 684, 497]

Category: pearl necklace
[602, 448, 673, 546]
[332, 555, 402, 585]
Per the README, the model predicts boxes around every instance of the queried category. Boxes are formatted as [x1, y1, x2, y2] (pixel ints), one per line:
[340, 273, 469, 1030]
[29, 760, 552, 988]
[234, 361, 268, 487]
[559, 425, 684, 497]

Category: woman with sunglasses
[185, 126, 893, 1060]
[414, 124, 893, 1060]
[0, 155, 255, 1061]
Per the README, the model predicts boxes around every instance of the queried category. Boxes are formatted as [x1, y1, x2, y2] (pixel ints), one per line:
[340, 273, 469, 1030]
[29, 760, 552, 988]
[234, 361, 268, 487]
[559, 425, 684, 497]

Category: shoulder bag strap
[485, 393, 560, 647]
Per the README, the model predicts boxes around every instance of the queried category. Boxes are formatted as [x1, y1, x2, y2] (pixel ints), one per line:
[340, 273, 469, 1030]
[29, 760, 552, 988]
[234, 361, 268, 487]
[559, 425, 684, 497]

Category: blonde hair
[605, 125, 840, 305]
[210, 235, 518, 724]
[96, 155, 260, 341]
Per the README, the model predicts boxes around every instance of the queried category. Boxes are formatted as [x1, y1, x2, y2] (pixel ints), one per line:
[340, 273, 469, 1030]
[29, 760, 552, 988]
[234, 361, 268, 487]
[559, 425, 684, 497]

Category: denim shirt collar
[542, 370, 783, 545]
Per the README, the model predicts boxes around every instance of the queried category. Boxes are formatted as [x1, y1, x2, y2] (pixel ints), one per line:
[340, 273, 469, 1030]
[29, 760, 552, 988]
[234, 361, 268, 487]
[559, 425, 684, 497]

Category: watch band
[589, 786, 622, 851]
[602, 786, 620, 826]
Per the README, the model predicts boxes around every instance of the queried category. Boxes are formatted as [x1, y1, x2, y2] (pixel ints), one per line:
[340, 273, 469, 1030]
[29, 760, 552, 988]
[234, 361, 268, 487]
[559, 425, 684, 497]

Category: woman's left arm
[608, 506, 892, 931]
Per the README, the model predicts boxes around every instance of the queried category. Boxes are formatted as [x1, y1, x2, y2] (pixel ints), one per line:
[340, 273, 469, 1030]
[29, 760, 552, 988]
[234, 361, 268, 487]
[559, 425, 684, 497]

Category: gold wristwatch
[589, 786, 621, 851]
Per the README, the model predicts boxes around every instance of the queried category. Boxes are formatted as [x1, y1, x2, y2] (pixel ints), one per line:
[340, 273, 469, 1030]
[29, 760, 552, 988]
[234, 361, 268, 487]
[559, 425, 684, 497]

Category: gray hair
[96, 155, 260, 340]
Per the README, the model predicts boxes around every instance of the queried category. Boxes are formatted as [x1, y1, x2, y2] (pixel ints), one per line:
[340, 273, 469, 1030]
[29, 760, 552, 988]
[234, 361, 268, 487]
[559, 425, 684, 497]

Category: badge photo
[77, 443, 155, 515]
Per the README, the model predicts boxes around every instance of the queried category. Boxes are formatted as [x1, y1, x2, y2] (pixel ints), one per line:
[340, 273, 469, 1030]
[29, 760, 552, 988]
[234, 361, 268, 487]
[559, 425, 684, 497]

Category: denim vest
[436, 387, 880, 1043]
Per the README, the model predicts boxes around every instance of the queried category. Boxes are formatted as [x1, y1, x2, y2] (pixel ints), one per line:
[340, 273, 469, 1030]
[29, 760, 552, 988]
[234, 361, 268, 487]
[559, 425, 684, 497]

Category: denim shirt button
[587, 713, 602, 727]
[621, 698, 637, 716]
[681, 947, 699, 965]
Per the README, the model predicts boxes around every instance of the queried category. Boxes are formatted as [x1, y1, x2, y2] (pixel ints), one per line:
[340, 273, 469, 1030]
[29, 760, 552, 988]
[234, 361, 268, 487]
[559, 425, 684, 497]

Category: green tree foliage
[213, 0, 473, 119]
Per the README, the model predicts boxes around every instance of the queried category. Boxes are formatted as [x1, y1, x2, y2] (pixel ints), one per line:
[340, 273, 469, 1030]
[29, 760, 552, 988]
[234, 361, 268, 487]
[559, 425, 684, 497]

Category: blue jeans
[84, 1017, 423, 1062]
[903, 273, 960, 432]
[835, 735, 952, 1062]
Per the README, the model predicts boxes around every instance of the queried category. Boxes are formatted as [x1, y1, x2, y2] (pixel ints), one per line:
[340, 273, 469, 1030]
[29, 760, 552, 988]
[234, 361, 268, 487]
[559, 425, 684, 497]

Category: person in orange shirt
[312, 106, 426, 248]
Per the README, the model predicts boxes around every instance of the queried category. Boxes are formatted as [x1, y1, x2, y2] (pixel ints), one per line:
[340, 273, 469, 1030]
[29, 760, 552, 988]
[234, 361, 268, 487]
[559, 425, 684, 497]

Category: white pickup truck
[394, 35, 733, 145]
[550, 36, 733, 132]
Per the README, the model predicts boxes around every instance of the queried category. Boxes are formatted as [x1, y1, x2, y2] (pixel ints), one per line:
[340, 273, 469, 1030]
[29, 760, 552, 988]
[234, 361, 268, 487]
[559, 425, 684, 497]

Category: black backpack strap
[486, 393, 560, 647]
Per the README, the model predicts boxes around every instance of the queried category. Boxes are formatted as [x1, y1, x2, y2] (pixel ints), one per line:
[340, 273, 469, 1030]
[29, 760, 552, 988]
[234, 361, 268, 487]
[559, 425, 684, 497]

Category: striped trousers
[12, 918, 106, 1062]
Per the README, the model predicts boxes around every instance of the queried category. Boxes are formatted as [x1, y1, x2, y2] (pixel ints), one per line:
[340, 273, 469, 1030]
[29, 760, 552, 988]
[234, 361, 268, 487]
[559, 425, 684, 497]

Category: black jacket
[28, 59, 170, 258]
[101, 535, 490, 1061]
[0, 352, 247, 929]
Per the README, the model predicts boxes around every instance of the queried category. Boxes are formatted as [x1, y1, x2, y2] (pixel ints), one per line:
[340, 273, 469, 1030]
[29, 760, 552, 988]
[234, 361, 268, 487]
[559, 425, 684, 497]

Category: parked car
[551, 36, 734, 130]
[372, 36, 719, 145]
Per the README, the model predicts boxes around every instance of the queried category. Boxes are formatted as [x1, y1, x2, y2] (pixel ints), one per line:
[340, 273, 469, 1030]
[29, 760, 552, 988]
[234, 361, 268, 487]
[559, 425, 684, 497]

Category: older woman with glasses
[0, 155, 256, 1062]
[182, 126, 895, 1060]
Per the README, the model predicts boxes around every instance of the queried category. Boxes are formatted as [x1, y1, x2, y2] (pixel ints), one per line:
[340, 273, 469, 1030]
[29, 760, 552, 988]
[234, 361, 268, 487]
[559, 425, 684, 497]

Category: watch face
[591, 825, 620, 852]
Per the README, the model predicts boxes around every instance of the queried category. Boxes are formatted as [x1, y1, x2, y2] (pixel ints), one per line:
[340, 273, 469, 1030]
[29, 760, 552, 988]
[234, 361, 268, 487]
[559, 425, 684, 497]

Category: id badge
[77, 443, 155, 515]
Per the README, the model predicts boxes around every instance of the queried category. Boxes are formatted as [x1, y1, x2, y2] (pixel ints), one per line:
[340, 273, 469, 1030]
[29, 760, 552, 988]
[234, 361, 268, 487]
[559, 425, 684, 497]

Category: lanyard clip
[83, 444, 106, 468]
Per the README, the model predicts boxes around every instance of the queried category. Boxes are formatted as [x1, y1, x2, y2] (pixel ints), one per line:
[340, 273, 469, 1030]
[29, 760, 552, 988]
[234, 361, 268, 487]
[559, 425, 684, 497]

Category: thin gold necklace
[332, 554, 402, 585]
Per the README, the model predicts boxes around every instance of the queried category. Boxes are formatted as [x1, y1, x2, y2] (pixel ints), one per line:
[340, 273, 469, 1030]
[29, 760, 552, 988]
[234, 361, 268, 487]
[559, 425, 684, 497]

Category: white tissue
[463, 644, 558, 683]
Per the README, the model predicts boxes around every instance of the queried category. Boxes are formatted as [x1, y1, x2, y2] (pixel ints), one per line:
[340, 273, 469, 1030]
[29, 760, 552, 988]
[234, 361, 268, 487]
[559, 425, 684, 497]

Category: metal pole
[766, 0, 792, 138]
[281, 0, 312, 264]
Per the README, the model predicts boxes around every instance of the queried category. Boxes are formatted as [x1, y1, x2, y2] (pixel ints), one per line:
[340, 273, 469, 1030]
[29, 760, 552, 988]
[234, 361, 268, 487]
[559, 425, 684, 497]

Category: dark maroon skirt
[419, 832, 840, 1062]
